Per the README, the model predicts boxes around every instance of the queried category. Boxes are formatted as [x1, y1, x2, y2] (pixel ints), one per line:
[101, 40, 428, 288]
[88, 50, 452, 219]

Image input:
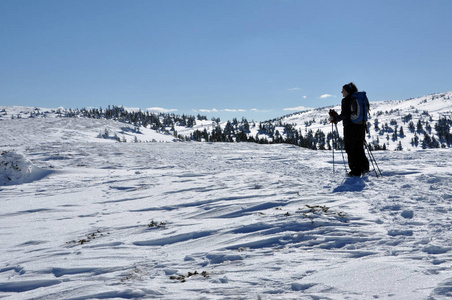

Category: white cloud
[195, 108, 250, 113]
[320, 94, 335, 99]
[198, 108, 219, 113]
[223, 109, 246, 112]
[283, 106, 312, 111]
[146, 107, 178, 113]
[288, 87, 301, 91]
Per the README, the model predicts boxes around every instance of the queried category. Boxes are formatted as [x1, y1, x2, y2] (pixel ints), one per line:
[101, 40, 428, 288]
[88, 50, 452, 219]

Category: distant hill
[275, 91, 452, 151]
[1, 91, 451, 151]
[179, 91, 452, 151]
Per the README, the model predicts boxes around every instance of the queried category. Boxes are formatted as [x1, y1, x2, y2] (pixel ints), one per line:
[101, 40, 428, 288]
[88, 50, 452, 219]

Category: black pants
[344, 124, 369, 176]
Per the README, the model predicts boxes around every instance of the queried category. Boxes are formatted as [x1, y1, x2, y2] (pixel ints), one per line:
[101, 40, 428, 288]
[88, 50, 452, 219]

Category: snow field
[1, 110, 452, 299]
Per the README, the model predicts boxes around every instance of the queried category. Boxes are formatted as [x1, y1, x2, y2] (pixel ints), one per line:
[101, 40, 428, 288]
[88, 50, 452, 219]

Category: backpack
[350, 91, 369, 124]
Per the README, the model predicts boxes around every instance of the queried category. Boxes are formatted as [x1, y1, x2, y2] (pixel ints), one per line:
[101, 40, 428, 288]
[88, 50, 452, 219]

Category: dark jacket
[335, 94, 369, 175]
[336, 94, 353, 127]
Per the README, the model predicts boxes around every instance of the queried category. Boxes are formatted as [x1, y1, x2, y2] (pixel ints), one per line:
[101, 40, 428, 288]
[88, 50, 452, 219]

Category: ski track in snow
[1, 114, 452, 299]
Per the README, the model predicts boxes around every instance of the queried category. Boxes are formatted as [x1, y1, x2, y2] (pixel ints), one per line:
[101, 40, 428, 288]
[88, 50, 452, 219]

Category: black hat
[343, 82, 357, 94]
[343, 83, 353, 94]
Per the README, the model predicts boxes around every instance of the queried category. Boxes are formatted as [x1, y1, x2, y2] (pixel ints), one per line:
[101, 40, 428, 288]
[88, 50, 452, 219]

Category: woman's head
[342, 82, 358, 97]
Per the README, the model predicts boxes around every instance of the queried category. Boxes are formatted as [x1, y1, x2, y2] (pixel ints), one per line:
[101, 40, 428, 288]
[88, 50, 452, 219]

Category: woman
[330, 82, 369, 176]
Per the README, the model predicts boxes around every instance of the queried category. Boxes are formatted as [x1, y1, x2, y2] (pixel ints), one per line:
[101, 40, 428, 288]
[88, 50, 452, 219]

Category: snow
[0, 151, 52, 186]
[1, 105, 452, 299]
[277, 91, 452, 151]
[170, 91, 452, 152]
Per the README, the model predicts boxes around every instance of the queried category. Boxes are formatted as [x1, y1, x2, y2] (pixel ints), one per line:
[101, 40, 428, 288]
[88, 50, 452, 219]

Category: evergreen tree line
[371, 113, 452, 150]
[77, 106, 204, 132]
[66, 106, 342, 150]
[187, 122, 344, 150]
[56, 106, 451, 151]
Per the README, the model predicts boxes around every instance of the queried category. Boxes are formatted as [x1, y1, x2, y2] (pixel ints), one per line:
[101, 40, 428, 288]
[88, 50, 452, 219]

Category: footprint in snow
[332, 177, 366, 193]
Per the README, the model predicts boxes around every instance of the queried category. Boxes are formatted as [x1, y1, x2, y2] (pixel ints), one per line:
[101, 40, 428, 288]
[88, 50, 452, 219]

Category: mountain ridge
[1, 91, 451, 151]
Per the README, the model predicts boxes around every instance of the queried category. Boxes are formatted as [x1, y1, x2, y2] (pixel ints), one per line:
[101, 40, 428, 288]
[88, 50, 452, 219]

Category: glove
[329, 109, 338, 124]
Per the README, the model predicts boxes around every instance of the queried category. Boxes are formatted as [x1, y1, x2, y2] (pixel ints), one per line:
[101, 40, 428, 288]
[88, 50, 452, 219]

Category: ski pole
[364, 142, 378, 177]
[368, 142, 383, 177]
[334, 123, 348, 174]
[364, 141, 383, 177]
[332, 122, 335, 173]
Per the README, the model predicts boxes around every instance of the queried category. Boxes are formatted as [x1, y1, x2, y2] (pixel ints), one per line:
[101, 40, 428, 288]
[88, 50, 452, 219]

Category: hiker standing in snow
[329, 82, 369, 177]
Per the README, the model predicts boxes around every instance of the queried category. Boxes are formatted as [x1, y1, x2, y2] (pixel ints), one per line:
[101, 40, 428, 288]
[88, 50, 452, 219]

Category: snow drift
[0, 151, 52, 186]
[1, 102, 452, 299]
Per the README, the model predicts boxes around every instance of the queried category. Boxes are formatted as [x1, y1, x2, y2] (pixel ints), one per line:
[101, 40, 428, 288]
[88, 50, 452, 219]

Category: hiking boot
[348, 171, 361, 177]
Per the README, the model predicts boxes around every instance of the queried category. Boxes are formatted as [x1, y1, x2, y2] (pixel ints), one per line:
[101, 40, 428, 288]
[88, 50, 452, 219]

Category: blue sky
[1, 0, 451, 121]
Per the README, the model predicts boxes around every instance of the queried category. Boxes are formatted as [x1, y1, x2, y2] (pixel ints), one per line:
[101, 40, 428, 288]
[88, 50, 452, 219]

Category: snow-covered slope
[1, 104, 452, 299]
[171, 91, 452, 151]
[0, 106, 178, 145]
[277, 91, 452, 151]
[3, 92, 450, 152]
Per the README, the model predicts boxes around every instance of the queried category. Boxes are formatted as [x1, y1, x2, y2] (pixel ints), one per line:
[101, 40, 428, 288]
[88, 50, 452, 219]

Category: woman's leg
[344, 126, 362, 176]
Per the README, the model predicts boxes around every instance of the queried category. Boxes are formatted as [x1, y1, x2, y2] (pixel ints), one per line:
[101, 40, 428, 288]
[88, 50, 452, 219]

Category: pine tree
[402, 113, 412, 123]
[411, 133, 419, 147]
[399, 126, 405, 138]
[425, 122, 432, 134]
[422, 133, 432, 149]
[392, 125, 398, 141]
[416, 120, 423, 133]
[408, 121, 415, 133]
